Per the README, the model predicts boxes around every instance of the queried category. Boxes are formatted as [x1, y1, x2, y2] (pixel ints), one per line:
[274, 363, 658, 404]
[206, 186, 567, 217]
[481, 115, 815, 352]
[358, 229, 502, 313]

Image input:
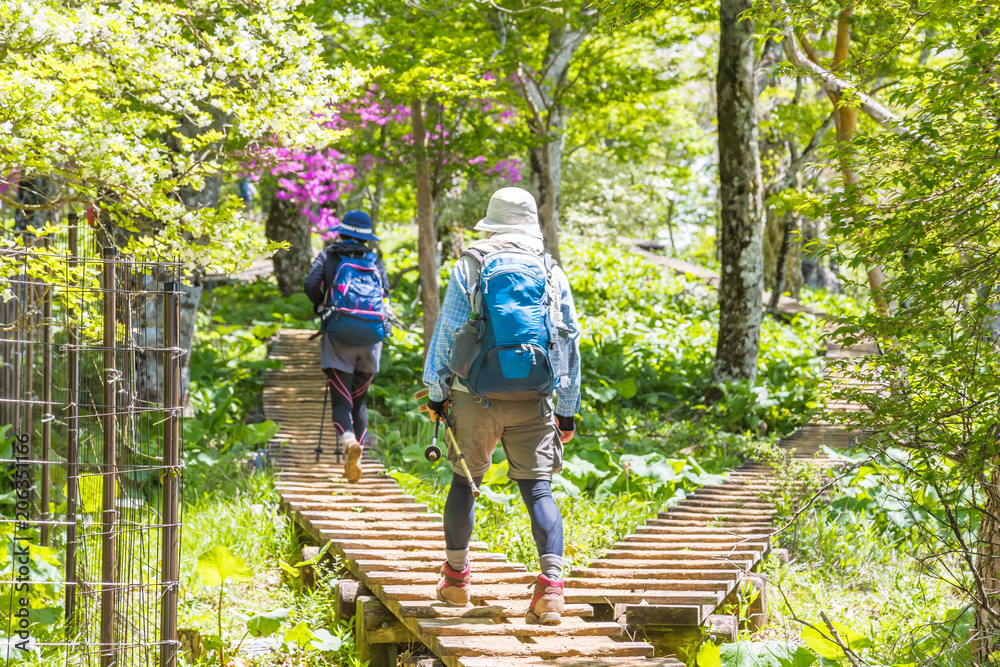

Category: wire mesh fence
[1, 218, 183, 666]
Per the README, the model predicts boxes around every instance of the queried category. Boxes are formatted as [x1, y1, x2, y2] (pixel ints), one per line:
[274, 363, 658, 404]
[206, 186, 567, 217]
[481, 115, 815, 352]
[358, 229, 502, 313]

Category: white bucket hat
[474, 187, 543, 239]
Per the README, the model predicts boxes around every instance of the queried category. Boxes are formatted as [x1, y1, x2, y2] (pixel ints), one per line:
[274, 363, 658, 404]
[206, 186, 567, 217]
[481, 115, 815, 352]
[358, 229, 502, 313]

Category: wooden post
[356, 596, 409, 667]
[40, 237, 53, 547]
[100, 246, 118, 667]
[65, 218, 80, 625]
[335, 579, 369, 622]
[744, 574, 767, 632]
[159, 280, 181, 667]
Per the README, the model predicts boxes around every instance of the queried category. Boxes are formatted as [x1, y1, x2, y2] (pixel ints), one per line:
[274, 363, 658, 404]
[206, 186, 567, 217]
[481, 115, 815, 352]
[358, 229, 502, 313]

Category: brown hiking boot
[436, 562, 471, 607]
[526, 574, 564, 625]
[342, 433, 362, 483]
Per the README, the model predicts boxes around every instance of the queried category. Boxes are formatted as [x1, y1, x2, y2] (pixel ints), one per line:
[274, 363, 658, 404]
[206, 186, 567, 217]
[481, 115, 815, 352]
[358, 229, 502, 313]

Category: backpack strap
[459, 249, 486, 314]
[543, 253, 565, 329]
[322, 249, 338, 307]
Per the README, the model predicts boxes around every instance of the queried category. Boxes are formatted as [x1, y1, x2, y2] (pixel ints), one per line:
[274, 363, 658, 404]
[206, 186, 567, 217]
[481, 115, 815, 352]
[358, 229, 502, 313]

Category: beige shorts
[447, 392, 563, 481]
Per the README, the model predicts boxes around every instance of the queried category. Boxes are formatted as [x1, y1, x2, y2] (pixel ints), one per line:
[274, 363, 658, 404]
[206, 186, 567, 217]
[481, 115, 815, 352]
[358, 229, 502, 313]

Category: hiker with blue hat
[421, 187, 582, 625]
[304, 210, 391, 482]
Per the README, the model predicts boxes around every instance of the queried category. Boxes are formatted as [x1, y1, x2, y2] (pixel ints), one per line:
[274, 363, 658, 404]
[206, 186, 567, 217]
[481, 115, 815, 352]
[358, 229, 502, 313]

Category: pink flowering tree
[256, 84, 525, 296]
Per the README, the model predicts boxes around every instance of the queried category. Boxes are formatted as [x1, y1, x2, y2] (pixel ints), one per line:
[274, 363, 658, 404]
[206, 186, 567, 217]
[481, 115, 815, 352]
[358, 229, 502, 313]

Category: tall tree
[710, 0, 765, 387]
[489, 2, 598, 262]
[411, 99, 440, 357]
[265, 196, 312, 297]
[770, 0, 1000, 655]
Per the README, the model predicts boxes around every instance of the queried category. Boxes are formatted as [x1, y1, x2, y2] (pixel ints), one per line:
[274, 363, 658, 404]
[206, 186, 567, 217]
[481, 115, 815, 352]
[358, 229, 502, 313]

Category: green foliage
[196, 546, 253, 588]
[563, 242, 825, 436]
[5, 0, 366, 269]
[0, 524, 65, 663]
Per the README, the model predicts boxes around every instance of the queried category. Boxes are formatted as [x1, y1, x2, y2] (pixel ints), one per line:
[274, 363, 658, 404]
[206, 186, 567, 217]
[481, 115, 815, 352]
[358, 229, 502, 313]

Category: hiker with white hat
[421, 187, 582, 624]
[304, 210, 391, 482]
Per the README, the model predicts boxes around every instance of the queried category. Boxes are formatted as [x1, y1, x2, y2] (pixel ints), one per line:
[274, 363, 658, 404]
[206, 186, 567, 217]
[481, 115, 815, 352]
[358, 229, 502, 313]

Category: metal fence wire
[1, 219, 183, 667]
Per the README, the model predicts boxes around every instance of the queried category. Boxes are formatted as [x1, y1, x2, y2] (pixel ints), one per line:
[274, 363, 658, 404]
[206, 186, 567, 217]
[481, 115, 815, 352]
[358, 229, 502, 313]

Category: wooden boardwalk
[265, 330, 684, 666]
[262, 249, 868, 664]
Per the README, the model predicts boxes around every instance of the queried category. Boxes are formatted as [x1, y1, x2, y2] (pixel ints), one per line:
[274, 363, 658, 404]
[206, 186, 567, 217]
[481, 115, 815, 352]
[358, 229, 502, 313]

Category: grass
[177, 450, 364, 666]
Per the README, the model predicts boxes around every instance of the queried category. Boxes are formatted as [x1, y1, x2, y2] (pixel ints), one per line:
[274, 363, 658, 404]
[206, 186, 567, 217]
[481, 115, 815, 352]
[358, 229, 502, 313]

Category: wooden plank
[395, 601, 592, 620]
[379, 585, 720, 606]
[355, 560, 528, 574]
[418, 618, 623, 638]
[341, 548, 506, 562]
[437, 637, 654, 658]
[365, 571, 537, 586]
[571, 567, 741, 581]
[625, 604, 701, 627]
[584, 559, 750, 571]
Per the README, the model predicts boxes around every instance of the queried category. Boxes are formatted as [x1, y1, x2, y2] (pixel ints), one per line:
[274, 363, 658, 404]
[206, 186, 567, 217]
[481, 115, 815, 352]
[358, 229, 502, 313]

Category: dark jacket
[303, 241, 390, 313]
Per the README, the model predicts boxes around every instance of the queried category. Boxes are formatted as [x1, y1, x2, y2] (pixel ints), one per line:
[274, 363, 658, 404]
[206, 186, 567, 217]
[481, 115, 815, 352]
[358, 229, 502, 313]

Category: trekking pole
[414, 389, 479, 497]
[316, 379, 329, 462]
[414, 388, 441, 460]
[442, 421, 480, 498]
[426, 419, 442, 462]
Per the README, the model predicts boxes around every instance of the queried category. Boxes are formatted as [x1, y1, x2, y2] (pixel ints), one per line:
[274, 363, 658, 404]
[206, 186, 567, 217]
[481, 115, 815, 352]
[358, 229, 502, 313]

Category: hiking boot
[342, 433, 362, 483]
[526, 574, 563, 625]
[436, 562, 471, 607]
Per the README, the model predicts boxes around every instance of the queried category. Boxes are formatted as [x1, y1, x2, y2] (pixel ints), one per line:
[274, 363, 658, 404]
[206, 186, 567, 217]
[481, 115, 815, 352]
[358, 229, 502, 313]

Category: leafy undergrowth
[178, 451, 363, 666]
[696, 450, 970, 667]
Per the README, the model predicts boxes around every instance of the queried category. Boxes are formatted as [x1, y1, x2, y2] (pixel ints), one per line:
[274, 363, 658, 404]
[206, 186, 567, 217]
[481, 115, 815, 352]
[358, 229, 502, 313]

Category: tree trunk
[528, 103, 567, 262]
[975, 467, 1000, 660]
[266, 194, 312, 297]
[711, 0, 764, 388]
[511, 10, 593, 264]
[412, 99, 440, 358]
[766, 210, 799, 314]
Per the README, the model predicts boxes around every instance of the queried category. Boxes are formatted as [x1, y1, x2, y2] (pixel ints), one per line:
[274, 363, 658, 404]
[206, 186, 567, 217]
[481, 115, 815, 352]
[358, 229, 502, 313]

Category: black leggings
[443, 474, 564, 556]
[323, 368, 374, 445]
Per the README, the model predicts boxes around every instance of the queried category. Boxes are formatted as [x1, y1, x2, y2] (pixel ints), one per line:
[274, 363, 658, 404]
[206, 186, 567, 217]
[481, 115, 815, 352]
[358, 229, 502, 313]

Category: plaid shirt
[422, 258, 582, 417]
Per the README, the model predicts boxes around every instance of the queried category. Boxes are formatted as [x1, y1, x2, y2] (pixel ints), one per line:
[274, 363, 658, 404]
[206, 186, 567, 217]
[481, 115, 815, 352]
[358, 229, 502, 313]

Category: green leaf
[203, 634, 224, 651]
[801, 623, 870, 660]
[310, 628, 343, 652]
[698, 640, 722, 667]
[195, 546, 253, 587]
[615, 377, 638, 399]
[279, 560, 300, 579]
[584, 385, 618, 402]
[720, 641, 816, 667]
[482, 459, 510, 486]
[247, 608, 290, 637]
[283, 621, 315, 649]
[296, 541, 332, 568]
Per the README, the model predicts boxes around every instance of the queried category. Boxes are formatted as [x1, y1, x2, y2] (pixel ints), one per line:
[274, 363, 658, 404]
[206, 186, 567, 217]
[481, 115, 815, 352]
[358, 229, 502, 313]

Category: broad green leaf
[195, 546, 253, 587]
[482, 459, 510, 486]
[720, 641, 816, 667]
[698, 640, 722, 667]
[801, 623, 870, 660]
[283, 622, 315, 649]
[310, 628, 343, 652]
[247, 608, 290, 637]
[615, 377, 638, 399]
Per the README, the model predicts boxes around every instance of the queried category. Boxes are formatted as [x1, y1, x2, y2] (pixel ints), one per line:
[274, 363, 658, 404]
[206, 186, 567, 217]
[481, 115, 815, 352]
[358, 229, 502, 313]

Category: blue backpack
[448, 246, 572, 397]
[322, 250, 387, 347]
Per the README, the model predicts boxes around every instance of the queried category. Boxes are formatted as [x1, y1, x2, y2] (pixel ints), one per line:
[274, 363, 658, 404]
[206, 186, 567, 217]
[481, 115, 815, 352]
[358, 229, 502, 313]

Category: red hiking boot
[526, 574, 564, 625]
[436, 562, 471, 607]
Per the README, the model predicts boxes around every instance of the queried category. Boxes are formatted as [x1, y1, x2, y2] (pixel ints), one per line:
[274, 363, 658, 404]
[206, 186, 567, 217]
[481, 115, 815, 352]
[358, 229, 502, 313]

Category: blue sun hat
[338, 210, 379, 242]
